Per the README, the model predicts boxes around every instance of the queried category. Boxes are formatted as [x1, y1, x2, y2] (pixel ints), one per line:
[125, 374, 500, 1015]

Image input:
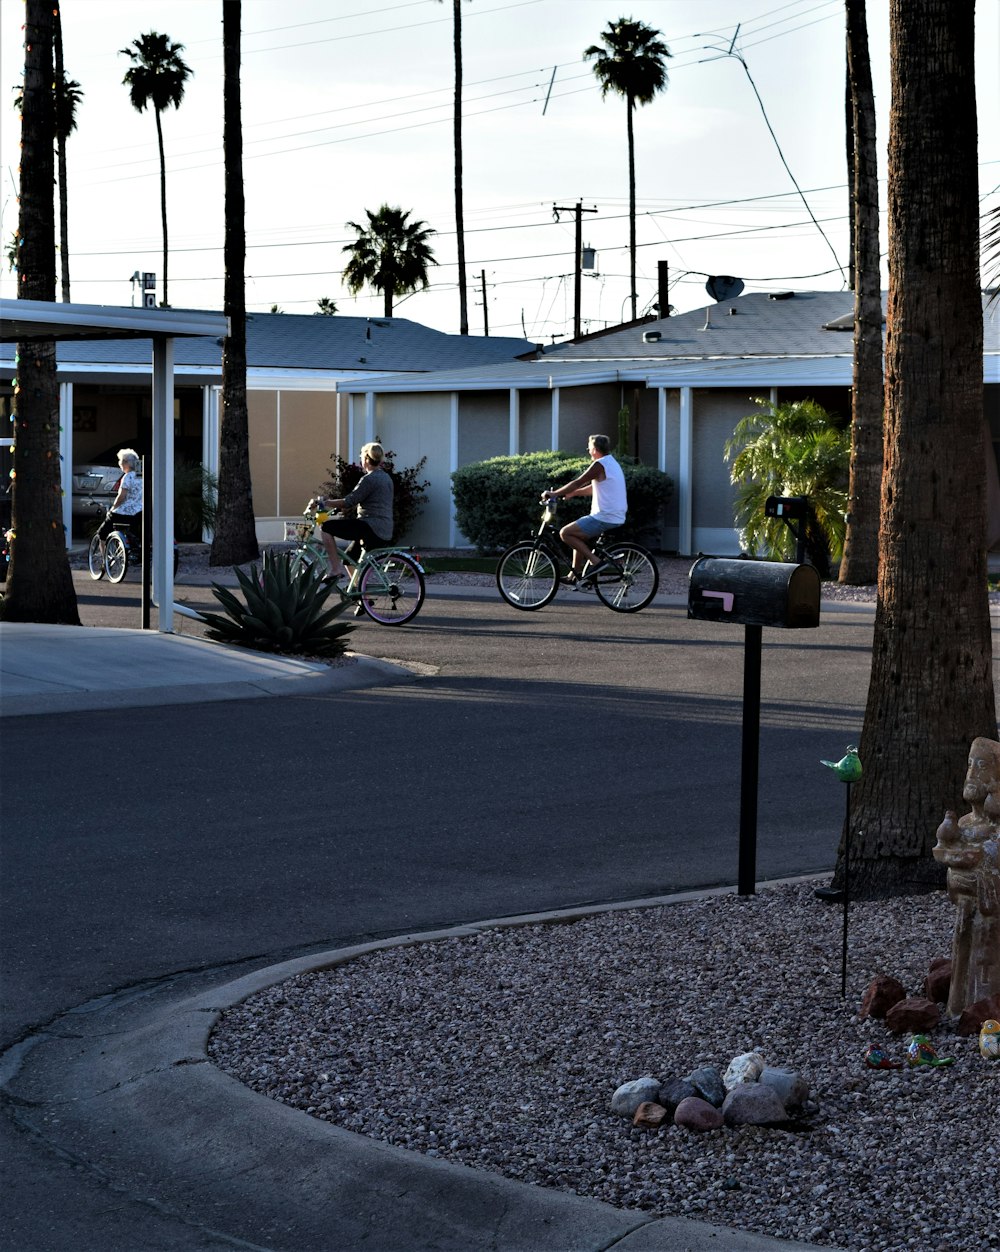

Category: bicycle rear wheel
[594, 542, 659, 613]
[88, 534, 105, 580]
[496, 542, 559, 610]
[358, 553, 425, 625]
[104, 532, 129, 584]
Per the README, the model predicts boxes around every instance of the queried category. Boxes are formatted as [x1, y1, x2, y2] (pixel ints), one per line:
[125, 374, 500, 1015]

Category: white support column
[449, 392, 459, 547]
[275, 391, 282, 514]
[152, 337, 175, 632]
[202, 387, 219, 543]
[364, 392, 375, 442]
[508, 388, 519, 455]
[550, 386, 559, 451]
[347, 395, 355, 459]
[59, 381, 73, 546]
[657, 386, 667, 472]
[678, 386, 693, 556]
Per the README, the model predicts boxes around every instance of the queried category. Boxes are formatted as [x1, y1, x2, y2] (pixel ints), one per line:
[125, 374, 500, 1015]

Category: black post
[841, 782, 852, 997]
[141, 452, 151, 629]
[737, 624, 763, 894]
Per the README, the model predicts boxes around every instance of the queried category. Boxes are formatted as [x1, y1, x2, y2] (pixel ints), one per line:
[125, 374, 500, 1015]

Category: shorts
[570, 513, 623, 539]
[320, 517, 390, 561]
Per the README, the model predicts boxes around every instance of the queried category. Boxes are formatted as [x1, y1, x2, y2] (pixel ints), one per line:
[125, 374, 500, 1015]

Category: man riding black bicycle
[544, 434, 626, 587]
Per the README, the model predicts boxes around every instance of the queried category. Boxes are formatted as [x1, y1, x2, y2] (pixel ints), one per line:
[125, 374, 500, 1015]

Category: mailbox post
[688, 557, 821, 894]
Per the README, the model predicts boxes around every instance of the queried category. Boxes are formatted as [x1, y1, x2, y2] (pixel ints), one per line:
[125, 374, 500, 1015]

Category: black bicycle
[495, 497, 659, 613]
[87, 515, 178, 584]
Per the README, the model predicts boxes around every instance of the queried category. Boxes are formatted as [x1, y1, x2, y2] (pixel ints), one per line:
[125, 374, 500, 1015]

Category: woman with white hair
[96, 448, 143, 551]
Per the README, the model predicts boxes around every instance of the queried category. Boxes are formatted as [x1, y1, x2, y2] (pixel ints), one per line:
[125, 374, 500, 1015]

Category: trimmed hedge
[452, 452, 672, 553]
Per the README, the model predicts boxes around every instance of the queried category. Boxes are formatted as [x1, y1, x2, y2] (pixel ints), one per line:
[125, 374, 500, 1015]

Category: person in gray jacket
[316, 442, 394, 583]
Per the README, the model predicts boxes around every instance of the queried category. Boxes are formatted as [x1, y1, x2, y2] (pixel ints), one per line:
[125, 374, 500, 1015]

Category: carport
[0, 298, 229, 632]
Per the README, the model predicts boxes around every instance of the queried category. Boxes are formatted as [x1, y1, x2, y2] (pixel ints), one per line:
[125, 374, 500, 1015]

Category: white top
[116, 470, 143, 516]
[590, 454, 627, 524]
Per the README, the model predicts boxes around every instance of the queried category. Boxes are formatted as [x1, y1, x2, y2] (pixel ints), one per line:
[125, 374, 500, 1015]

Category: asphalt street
[0, 571, 911, 1250]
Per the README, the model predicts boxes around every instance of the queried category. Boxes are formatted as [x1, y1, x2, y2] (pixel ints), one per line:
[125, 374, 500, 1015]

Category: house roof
[345, 290, 1000, 393]
[0, 308, 535, 377]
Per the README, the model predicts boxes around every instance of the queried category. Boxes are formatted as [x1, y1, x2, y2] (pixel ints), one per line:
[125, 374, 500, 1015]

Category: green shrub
[323, 440, 429, 541]
[451, 452, 672, 552]
[197, 549, 356, 657]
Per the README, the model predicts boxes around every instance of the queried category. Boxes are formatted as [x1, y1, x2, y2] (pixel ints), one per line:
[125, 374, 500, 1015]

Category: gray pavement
[0, 601, 834, 1251]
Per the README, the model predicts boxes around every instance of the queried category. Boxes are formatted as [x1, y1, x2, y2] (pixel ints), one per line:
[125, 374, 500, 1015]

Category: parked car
[72, 446, 134, 526]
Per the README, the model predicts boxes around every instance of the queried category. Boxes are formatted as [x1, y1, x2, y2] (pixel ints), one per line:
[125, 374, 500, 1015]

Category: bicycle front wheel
[104, 533, 129, 584]
[359, 553, 425, 625]
[594, 542, 659, 613]
[496, 542, 559, 610]
[88, 534, 105, 580]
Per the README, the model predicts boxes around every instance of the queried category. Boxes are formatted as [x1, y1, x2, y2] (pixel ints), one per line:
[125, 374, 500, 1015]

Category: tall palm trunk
[626, 92, 637, 322]
[210, 0, 258, 567]
[839, 0, 883, 585]
[156, 109, 169, 305]
[53, 4, 70, 301]
[841, 0, 991, 898]
[2, 0, 78, 624]
[454, 0, 468, 335]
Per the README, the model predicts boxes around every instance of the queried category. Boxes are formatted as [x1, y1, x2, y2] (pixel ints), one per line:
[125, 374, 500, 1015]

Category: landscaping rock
[611, 1077, 661, 1118]
[656, 1077, 697, 1114]
[673, 1096, 724, 1132]
[884, 996, 940, 1034]
[685, 1065, 726, 1107]
[632, 1101, 668, 1129]
[957, 993, 1000, 1036]
[758, 1066, 810, 1110]
[858, 973, 906, 1020]
[722, 1083, 789, 1127]
[722, 1050, 765, 1090]
[924, 959, 952, 1003]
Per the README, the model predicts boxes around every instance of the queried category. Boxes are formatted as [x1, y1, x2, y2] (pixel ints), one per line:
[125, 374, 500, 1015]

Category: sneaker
[560, 572, 580, 586]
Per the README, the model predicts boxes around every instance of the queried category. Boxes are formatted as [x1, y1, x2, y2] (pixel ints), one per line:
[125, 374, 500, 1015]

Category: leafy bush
[323, 441, 429, 541]
[197, 549, 356, 657]
[451, 452, 672, 552]
[175, 460, 218, 541]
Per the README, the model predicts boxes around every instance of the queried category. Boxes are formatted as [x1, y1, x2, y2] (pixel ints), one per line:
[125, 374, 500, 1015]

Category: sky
[1, 0, 998, 343]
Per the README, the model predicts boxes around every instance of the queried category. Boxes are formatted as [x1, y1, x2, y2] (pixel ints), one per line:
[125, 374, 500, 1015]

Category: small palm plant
[724, 398, 849, 573]
[197, 550, 355, 657]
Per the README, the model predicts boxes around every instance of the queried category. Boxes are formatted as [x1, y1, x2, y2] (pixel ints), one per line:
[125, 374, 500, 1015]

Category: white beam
[152, 338, 175, 632]
[59, 382, 73, 546]
[678, 387, 693, 556]
[449, 392, 459, 547]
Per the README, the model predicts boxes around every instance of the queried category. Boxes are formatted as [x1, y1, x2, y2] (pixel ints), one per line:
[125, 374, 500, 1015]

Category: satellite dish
[706, 275, 744, 302]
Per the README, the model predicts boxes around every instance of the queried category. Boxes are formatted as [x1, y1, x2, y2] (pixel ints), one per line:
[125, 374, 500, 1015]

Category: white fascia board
[335, 366, 623, 394]
[0, 297, 229, 340]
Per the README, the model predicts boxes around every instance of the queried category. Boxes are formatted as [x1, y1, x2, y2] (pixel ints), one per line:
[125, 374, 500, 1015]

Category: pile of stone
[611, 1049, 812, 1134]
[859, 959, 1000, 1036]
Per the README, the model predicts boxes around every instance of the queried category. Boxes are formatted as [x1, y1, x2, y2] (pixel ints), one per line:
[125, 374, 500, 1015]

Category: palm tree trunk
[210, 0, 258, 567]
[2, 0, 79, 624]
[627, 93, 637, 322]
[156, 108, 168, 306]
[454, 0, 468, 335]
[839, 0, 883, 586]
[840, 0, 991, 898]
[53, 4, 70, 301]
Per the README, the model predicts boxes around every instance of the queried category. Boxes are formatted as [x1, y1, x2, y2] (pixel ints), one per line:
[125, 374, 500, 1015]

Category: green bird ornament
[820, 745, 862, 783]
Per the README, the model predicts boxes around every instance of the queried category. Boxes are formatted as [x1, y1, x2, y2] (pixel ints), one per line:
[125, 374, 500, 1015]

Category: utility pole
[553, 201, 597, 341]
[479, 269, 489, 336]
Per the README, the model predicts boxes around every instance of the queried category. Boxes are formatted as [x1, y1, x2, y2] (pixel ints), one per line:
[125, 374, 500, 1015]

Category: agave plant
[197, 549, 355, 657]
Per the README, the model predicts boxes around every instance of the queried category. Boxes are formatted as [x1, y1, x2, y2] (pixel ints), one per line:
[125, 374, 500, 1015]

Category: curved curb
[3, 885, 831, 1251]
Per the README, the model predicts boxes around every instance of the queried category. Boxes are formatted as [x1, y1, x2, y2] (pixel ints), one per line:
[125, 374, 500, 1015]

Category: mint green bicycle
[285, 502, 426, 626]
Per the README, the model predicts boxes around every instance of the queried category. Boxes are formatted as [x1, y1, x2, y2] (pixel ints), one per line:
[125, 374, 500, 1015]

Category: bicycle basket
[284, 520, 314, 543]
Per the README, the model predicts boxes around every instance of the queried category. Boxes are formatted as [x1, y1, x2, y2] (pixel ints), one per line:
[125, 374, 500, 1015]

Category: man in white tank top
[544, 434, 627, 586]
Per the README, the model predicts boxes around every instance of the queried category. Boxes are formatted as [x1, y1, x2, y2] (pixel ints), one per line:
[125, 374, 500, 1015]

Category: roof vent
[642, 330, 662, 343]
[768, 291, 795, 301]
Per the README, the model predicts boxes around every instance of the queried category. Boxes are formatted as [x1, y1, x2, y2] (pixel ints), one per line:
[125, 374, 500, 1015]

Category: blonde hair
[117, 448, 141, 471]
[360, 442, 385, 466]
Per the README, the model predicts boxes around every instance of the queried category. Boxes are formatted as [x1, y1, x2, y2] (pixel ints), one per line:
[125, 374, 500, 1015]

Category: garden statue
[932, 737, 1000, 1016]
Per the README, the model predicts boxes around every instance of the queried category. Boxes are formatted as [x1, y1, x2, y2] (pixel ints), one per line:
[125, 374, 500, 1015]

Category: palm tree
[120, 31, 191, 308]
[341, 205, 438, 317]
[2, 0, 79, 624]
[315, 296, 338, 315]
[839, 0, 883, 586]
[584, 18, 670, 322]
[844, 0, 993, 898]
[53, 4, 81, 302]
[724, 398, 849, 574]
[210, 1, 258, 568]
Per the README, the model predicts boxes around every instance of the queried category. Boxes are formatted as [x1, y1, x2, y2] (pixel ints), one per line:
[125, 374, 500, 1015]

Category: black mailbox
[688, 557, 820, 629]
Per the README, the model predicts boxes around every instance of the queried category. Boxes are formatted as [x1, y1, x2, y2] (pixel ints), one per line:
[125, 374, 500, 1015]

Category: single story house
[336, 290, 1000, 553]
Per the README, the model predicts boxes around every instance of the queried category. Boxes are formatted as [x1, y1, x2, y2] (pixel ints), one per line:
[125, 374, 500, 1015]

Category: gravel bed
[209, 883, 998, 1252]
